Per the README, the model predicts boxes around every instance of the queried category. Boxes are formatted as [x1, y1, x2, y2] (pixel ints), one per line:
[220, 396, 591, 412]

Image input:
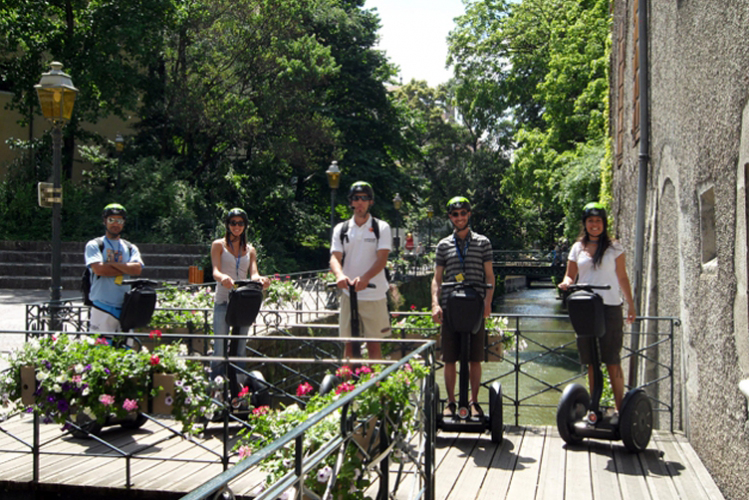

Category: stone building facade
[610, 1, 749, 498]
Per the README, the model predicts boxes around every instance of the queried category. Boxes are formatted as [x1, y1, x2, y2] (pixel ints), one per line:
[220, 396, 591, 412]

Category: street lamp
[393, 193, 402, 258]
[115, 133, 124, 195]
[35, 62, 78, 331]
[325, 161, 341, 239]
[427, 205, 433, 251]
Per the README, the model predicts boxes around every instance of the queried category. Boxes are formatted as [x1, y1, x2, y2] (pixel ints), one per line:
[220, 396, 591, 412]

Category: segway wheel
[489, 381, 503, 444]
[619, 390, 653, 453]
[247, 370, 271, 408]
[120, 412, 148, 430]
[69, 410, 103, 439]
[319, 374, 341, 396]
[556, 383, 589, 446]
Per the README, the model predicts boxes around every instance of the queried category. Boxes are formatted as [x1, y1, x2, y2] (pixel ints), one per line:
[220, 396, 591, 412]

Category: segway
[214, 279, 270, 418]
[436, 281, 503, 444]
[556, 284, 653, 452]
[71, 278, 159, 438]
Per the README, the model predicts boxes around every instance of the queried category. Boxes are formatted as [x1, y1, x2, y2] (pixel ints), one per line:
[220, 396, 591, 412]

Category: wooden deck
[0, 415, 725, 499]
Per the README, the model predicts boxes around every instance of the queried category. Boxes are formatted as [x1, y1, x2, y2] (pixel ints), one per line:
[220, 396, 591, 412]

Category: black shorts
[441, 317, 486, 363]
[576, 304, 624, 365]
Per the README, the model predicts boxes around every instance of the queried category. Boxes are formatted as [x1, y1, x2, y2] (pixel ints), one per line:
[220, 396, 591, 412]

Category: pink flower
[99, 394, 115, 406]
[122, 399, 139, 412]
[150, 355, 160, 366]
[149, 329, 162, 339]
[335, 382, 356, 395]
[71, 375, 82, 385]
[95, 337, 109, 345]
[336, 365, 353, 379]
[253, 405, 270, 416]
[410, 304, 416, 310]
[296, 382, 314, 397]
[355, 366, 372, 376]
[403, 363, 412, 373]
[238, 445, 252, 459]
[238, 386, 250, 398]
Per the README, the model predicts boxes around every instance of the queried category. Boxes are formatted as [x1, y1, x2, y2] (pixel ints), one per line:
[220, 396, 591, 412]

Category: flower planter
[486, 337, 504, 362]
[152, 373, 176, 415]
[385, 333, 439, 360]
[188, 266, 204, 284]
[352, 416, 380, 460]
[20, 365, 36, 406]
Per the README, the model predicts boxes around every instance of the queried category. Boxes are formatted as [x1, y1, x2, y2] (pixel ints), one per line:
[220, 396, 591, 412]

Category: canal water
[449, 283, 585, 426]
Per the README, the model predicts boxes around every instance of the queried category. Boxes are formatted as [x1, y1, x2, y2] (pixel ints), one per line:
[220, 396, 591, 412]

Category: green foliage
[0, 335, 216, 434]
[392, 307, 438, 338]
[265, 277, 302, 309]
[234, 361, 428, 499]
[150, 285, 214, 331]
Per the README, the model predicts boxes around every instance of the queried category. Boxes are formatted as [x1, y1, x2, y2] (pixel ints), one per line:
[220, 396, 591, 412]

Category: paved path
[0, 288, 79, 370]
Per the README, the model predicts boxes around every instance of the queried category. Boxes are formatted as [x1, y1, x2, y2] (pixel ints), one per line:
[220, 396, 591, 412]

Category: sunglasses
[106, 217, 125, 225]
[450, 210, 469, 217]
[229, 220, 246, 227]
[351, 195, 372, 202]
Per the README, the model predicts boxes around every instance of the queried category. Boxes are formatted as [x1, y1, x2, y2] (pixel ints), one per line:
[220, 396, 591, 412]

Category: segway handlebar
[442, 281, 493, 289]
[326, 282, 376, 289]
[120, 278, 161, 288]
[233, 279, 264, 289]
[566, 283, 611, 292]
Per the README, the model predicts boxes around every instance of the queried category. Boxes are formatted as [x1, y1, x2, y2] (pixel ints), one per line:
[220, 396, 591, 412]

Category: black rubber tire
[248, 370, 271, 408]
[556, 383, 589, 446]
[69, 411, 103, 439]
[319, 374, 340, 396]
[489, 381, 503, 444]
[620, 390, 653, 453]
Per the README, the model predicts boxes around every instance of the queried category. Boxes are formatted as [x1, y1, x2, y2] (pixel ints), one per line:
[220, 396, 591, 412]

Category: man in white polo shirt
[330, 181, 392, 359]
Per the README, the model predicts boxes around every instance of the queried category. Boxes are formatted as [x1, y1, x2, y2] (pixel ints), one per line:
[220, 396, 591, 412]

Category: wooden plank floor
[0, 415, 725, 500]
[435, 426, 725, 500]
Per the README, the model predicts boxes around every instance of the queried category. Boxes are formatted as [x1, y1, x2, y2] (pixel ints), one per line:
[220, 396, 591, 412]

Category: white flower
[52, 384, 62, 393]
[85, 336, 95, 345]
[316, 465, 333, 483]
[56, 374, 68, 383]
[74, 363, 85, 374]
[178, 344, 188, 356]
[82, 387, 90, 396]
[213, 376, 225, 385]
[36, 371, 49, 382]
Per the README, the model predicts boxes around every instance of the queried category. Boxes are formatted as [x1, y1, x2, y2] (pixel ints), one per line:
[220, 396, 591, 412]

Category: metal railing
[0, 329, 436, 500]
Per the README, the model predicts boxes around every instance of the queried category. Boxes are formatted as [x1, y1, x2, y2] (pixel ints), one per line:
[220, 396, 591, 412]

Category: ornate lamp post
[115, 133, 124, 195]
[325, 161, 341, 239]
[427, 205, 433, 251]
[35, 62, 78, 331]
[393, 193, 402, 258]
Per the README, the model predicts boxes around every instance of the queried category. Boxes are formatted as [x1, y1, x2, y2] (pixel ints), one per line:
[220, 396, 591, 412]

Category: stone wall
[610, 2, 749, 497]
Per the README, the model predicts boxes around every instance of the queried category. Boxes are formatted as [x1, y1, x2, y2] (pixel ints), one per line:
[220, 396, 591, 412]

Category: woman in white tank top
[210, 208, 270, 381]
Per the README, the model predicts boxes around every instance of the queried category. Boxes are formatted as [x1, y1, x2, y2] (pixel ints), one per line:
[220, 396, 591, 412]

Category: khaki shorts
[339, 295, 391, 339]
[89, 306, 122, 333]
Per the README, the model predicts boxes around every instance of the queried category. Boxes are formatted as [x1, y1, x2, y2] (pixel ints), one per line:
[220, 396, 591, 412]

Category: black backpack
[120, 284, 158, 332]
[82, 237, 133, 306]
[339, 217, 390, 282]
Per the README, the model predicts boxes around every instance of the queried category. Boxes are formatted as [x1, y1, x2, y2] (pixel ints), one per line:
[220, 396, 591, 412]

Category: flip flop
[470, 402, 484, 418]
[444, 401, 457, 417]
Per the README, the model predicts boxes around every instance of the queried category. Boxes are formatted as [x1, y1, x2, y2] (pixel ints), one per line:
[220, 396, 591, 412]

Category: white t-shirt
[568, 240, 624, 305]
[330, 214, 392, 301]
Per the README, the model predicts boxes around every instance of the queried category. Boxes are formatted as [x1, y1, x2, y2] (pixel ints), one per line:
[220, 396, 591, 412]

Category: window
[699, 187, 716, 264]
